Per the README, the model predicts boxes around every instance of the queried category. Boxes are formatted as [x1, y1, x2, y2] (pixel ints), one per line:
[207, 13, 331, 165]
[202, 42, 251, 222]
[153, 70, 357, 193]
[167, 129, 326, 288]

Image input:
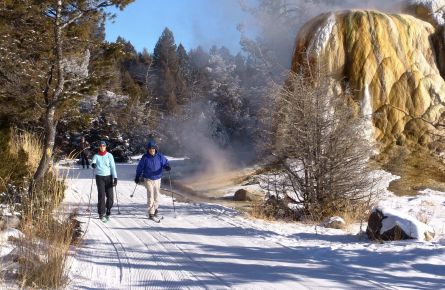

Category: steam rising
[169, 0, 409, 190]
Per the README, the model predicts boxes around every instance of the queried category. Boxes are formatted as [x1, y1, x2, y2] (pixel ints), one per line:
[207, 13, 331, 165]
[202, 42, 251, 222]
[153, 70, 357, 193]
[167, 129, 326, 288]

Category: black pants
[80, 152, 90, 168]
[96, 175, 114, 217]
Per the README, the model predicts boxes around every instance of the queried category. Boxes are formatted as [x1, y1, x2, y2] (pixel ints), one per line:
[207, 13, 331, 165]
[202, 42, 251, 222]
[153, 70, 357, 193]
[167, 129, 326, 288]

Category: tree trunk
[33, 107, 57, 182]
[31, 0, 64, 188]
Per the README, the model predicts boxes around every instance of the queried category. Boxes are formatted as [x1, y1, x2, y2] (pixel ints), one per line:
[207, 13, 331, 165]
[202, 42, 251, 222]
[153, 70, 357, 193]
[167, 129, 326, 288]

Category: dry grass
[415, 200, 435, 224]
[249, 197, 301, 221]
[376, 145, 445, 196]
[10, 130, 43, 174]
[2, 130, 78, 288]
[17, 212, 75, 289]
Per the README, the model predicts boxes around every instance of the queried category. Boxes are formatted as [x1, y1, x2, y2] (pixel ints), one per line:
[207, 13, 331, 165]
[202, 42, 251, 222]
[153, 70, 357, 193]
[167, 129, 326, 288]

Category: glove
[134, 176, 139, 184]
[91, 163, 96, 169]
[113, 178, 117, 186]
[164, 165, 171, 172]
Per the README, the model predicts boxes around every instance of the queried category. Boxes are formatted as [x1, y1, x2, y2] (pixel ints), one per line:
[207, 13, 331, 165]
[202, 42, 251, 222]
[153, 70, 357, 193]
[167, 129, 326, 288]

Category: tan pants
[143, 178, 161, 215]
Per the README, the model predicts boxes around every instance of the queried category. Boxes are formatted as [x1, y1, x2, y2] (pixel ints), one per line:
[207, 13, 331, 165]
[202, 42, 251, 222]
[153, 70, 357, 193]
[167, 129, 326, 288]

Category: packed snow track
[62, 164, 445, 289]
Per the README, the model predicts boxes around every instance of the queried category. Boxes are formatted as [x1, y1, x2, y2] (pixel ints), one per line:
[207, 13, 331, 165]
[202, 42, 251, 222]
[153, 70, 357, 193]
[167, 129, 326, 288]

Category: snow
[2, 163, 445, 289]
[0, 228, 23, 244]
[130, 154, 189, 162]
[410, 0, 445, 12]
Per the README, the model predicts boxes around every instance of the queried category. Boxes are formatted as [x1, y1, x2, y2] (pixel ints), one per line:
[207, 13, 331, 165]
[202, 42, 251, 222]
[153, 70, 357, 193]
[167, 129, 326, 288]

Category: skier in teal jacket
[91, 140, 117, 221]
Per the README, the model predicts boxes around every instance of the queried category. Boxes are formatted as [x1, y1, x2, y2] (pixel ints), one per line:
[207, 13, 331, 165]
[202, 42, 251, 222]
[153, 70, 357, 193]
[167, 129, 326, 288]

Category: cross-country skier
[91, 140, 118, 222]
[135, 140, 171, 220]
[79, 136, 90, 169]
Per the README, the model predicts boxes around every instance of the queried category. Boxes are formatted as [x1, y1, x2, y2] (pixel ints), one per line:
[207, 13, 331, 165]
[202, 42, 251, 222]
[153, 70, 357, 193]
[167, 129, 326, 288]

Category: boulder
[321, 216, 346, 229]
[233, 189, 251, 201]
[366, 206, 435, 241]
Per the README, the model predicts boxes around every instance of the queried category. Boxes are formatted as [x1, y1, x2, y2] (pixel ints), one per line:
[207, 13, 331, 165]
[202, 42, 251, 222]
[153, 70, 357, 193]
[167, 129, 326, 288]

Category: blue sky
[105, 0, 255, 54]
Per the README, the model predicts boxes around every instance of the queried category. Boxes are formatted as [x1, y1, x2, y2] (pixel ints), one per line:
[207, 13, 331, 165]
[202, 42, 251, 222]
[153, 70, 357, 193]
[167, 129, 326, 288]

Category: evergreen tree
[0, 0, 134, 185]
[176, 43, 190, 105]
[208, 51, 245, 144]
[188, 46, 211, 101]
[152, 28, 179, 114]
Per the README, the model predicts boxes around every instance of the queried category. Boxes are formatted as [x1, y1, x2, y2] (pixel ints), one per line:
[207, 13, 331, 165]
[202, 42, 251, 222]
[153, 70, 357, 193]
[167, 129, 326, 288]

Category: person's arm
[109, 153, 117, 178]
[91, 154, 97, 168]
[162, 154, 171, 171]
[136, 155, 145, 177]
[134, 155, 145, 183]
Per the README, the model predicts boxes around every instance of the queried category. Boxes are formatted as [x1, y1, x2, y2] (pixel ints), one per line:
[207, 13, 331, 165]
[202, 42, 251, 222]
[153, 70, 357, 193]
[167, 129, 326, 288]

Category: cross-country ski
[147, 215, 162, 223]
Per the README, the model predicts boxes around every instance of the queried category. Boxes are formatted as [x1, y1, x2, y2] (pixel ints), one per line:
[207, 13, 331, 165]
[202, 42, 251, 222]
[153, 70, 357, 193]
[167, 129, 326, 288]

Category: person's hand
[91, 163, 96, 169]
[113, 178, 118, 186]
[164, 165, 171, 172]
[134, 176, 139, 184]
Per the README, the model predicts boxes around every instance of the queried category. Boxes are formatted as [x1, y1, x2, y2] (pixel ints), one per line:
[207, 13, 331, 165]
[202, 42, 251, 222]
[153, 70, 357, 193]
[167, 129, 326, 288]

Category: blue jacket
[136, 152, 169, 180]
[92, 152, 117, 178]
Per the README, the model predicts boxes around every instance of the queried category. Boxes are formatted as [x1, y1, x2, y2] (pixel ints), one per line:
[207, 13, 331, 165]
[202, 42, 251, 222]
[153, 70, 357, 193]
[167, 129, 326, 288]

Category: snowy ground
[2, 159, 445, 289]
[57, 160, 445, 290]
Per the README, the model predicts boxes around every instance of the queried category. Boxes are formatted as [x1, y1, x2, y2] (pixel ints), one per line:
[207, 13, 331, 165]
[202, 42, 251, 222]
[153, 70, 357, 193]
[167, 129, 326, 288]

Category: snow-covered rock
[367, 206, 435, 241]
[321, 216, 346, 229]
[233, 188, 252, 201]
[0, 228, 23, 243]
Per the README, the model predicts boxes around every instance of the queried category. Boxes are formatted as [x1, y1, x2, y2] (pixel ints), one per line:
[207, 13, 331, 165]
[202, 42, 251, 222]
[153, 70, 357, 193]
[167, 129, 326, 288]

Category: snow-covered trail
[61, 164, 445, 289]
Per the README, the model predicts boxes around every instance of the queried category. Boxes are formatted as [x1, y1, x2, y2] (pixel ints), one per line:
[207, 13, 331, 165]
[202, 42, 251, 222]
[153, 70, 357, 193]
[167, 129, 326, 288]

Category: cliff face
[292, 10, 445, 147]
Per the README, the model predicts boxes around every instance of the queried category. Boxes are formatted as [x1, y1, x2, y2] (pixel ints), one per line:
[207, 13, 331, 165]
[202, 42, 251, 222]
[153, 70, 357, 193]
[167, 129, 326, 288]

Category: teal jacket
[92, 152, 117, 178]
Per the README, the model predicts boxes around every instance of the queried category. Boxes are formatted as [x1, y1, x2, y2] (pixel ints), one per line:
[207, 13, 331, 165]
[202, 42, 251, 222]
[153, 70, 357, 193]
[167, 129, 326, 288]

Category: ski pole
[130, 174, 143, 198]
[130, 183, 138, 198]
[168, 171, 176, 213]
[87, 168, 95, 213]
[114, 184, 121, 214]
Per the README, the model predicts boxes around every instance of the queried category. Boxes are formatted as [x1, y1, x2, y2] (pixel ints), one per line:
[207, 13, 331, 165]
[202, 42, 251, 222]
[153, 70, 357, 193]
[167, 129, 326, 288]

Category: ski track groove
[112, 214, 198, 290]
[141, 216, 231, 290]
[67, 171, 402, 290]
[101, 187, 210, 289]
[111, 218, 165, 290]
[91, 218, 132, 288]
[198, 203, 399, 290]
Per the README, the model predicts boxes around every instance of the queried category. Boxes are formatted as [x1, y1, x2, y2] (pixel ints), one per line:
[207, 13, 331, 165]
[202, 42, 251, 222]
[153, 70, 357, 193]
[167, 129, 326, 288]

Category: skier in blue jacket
[91, 140, 117, 222]
[135, 141, 170, 219]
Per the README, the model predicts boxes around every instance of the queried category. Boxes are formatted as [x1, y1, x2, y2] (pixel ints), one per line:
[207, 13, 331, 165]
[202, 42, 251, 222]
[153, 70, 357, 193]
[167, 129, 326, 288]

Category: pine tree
[152, 28, 179, 114]
[176, 43, 190, 105]
[188, 46, 211, 101]
[0, 0, 134, 186]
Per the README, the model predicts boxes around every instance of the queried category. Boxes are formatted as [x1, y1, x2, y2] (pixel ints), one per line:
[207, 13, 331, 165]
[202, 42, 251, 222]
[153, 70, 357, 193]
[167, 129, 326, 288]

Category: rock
[233, 189, 251, 201]
[405, 0, 445, 26]
[2, 215, 20, 229]
[321, 216, 346, 229]
[366, 206, 435, 241]
[292, 10, 445, 148]
[0, 228, 24, 243]
[366, 209, 385, 241]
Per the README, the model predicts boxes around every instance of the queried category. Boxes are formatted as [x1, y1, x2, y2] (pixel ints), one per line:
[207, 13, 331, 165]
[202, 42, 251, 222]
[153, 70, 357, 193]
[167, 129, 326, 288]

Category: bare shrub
[17, 212, 75, 289]
[17, 168, 74, 289]
[1, 129, 77, 288]
[250, 196, 300, 221]
[264, 69, 376, 221]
